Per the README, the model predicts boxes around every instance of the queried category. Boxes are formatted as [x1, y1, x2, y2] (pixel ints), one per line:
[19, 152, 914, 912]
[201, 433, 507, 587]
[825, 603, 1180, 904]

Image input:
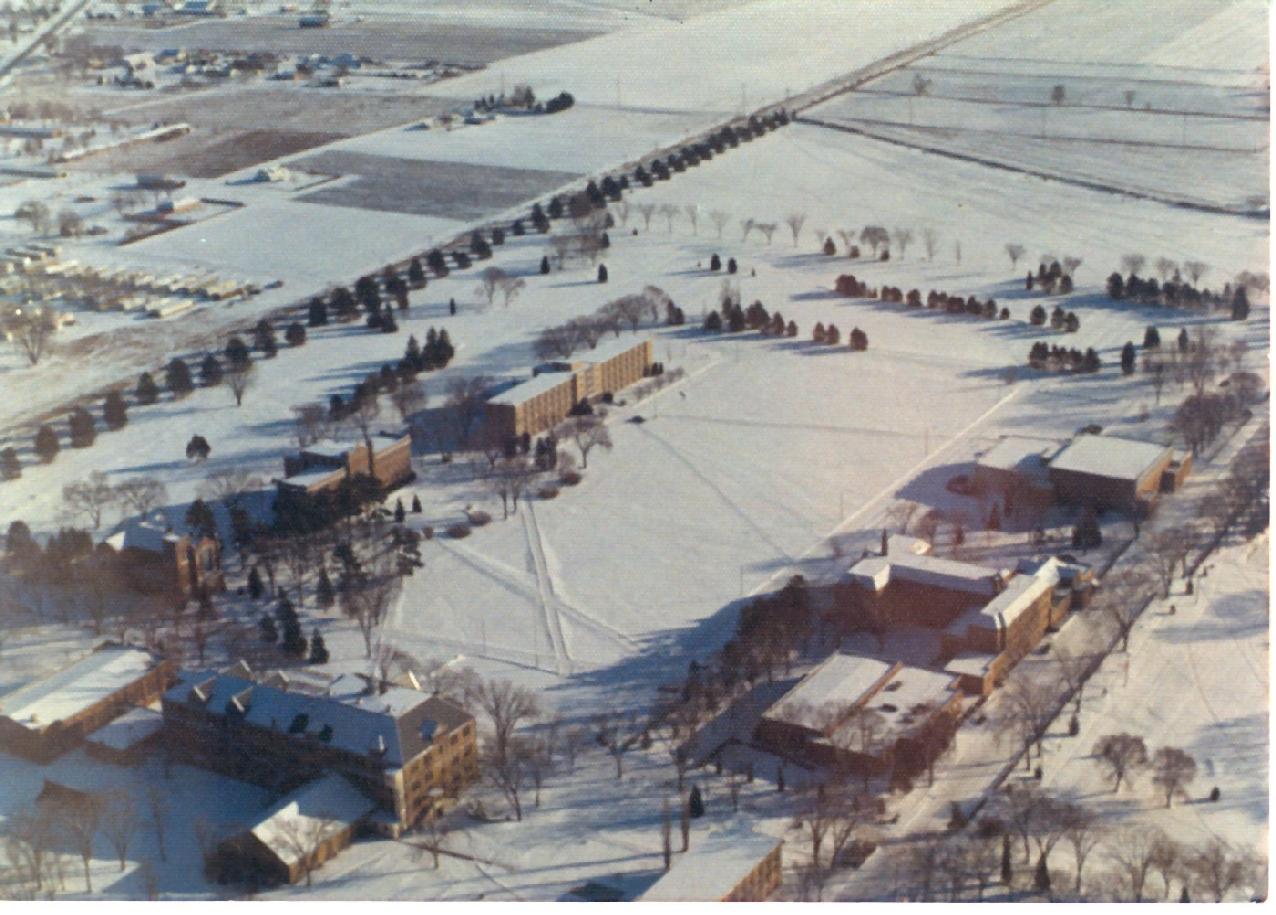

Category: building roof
[486, 371, 575, 407]
[848, 553, 1001, 596]
[847, 664, 960, 740]
[639, 823, 781, 902]
[761, 654, 897, 730]
[944, 650, 998, 678]
[104, 512, 184, 553]
[86, 705, 164, 753]
[279, 465, 345, 489]
[1049, 434, 1171, 483]
[977, 436, 1063, 483]
[570, 336, 648, 365]
[163, 669, 470, 768]
[0, 648, 159, 732]
[247, 774, 374, 867]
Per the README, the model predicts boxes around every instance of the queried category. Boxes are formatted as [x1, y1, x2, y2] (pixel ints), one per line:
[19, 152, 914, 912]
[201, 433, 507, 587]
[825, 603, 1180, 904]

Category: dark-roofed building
[162, 665, 477, 834]
[1047, 434, 1182, 515]
[104, 513, 223, 597]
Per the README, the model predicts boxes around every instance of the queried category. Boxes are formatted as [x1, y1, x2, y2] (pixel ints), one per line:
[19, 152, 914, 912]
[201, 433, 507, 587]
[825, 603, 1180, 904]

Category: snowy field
[807, 0, 1269, 212]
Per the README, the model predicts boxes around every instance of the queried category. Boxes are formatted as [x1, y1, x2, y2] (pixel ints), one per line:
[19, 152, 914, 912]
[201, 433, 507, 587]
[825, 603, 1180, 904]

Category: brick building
[485, 338, 653, 441]
[161, 664, 477, 835]
[973, 435, 1062, 517]
[755, 654, 964, 777]
[0, 646, 176, 762]
[276, 434, 413, 500]
[104, 513, 224, 597]
[640, 826, 783, 901]
[1047, 434, 1182, 515]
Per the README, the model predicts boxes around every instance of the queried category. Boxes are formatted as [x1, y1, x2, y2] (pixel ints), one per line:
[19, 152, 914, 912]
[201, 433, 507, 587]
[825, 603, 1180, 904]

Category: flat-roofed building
[755, 653, 963, 777]
[846, 553, 1004, 630]
[1048, 434, 1178, 514]
[0, 647, 176, 761]
[973, 436, 1062, 515]
[640, 825, 782, 902]
[85, 705, 165, 765]
[104, 512, 223, 597]
[276, 434, 413, 501]
[162, 665, 477, 833]
[485, 338, 652, 442]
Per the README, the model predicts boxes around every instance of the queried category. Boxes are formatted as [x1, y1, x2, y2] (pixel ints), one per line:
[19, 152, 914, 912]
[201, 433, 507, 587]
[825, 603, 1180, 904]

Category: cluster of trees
[889, 780, 1261, 902]
[1107, 257, 1263, 321]
[58, 472, 168, 531]
[723, 576, 814, 685]
[1027, 303, 1080, 332]
[1091, 733, 1202, 807]
[1024, 257, 1082, 295]
[1027, 342, 1101, 374]
[534, 289, 660, 361]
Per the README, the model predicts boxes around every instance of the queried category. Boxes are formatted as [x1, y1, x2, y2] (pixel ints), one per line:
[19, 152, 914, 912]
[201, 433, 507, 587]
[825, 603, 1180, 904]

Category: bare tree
[1061, 802, 1103, 895]
[756, 222, 778, 245]
[612, 201, 630, 227]
[918, 226, 938, 261]
[892, 227, 913, 260]
[1062, 256, 1083, 278]
[1092, 733, 1148, 793]
[476, 266, 507, 306]
[785, 213, 807, 247]
[1154, 257, 1178, 282]
[1149, 833, 1181, 899]
[562, 414, 611, 469]
[224, 362, 256, 407]
[340, 559, 398, 658]
[199, 467, 263, 507]
[1187, 838, 1257, 902]
[1183, 260, 1209, 287]
[444, 376, 491, 450]
[535, 324, 577, 361]
[635, 202, 656, 231]
[271, 811, 343, 886]
[484, 737, 532, 820]
[1121, 254, 1146, 276]
[1052, 642, 1094, 714]
[1098, 567, 1152, 651]
[114, 478, 168, 516]
[100, 791, 138, 873]
[1144, 528, 1192, 597]
[836, 228, 856, 256]
[1005, 243, 1025, 269]
[884, 500, 920, 535]
[683, 204, 700, 235]
[390, 379, 428, 428]
[994, 672, 1058, 763]
[498, 275, 526, 308]
[291, 402, 330, 448]
[660, 794, 672, 871]
[1149, 746, 1196, 807]
[709, 209, 729, 238]
[413, 811, 449, 869]
[4, 804, 56, 893]
[473, 678, 540, 763]
[860, 225, 889, 257]
[595, 710, 634, 778]
[63, 471, 117, 529]
[1109, 827, 1162, 901]
[53, 798, 100, 893]
[9, 307, 57, 365]
[656, 203, 679, 233]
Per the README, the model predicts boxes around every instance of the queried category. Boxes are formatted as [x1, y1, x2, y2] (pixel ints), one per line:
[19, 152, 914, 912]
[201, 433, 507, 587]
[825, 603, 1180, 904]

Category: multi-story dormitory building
[485, 337, 653, 441]
[161, 664, 477, 837]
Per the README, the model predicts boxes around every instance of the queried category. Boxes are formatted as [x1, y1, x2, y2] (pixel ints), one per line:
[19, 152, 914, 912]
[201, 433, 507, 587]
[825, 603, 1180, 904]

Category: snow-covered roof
[279, 465, 345, 489]
[944, 650, 998, 678]
[848, 553, 1001, 596]
[1048, 434, 1171, 483]
[977, 436, 1062, 482]
[86, 705, 163, 752]
[164, 669, 470, 767]
[885, 533, 931, 557]
[0, 648, 160, 732]
[640, 823, 781, 902]
[762, 654, 896, 730]
[969, 571, 1055, 633]
[248, 775, 374, 867]
[570, 336, 649, 365]
[104, 512, 183, 552]
[299, 440, 353, 460]
[854, 665, 960, 739]
[486, 371, 575, 407]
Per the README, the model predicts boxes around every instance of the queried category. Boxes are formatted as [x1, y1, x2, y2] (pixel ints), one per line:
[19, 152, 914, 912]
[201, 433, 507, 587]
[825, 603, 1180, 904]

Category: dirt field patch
[293, 150, 579, 220]
[65, 127, 345, 178]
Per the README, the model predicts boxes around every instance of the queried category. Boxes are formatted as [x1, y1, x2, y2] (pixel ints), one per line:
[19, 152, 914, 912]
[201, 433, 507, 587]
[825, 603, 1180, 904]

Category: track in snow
[521, 503, 572, 676]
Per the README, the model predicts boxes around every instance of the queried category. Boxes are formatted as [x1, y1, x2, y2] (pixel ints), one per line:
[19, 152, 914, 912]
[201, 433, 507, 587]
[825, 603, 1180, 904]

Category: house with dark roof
[161, 664, 476, 834]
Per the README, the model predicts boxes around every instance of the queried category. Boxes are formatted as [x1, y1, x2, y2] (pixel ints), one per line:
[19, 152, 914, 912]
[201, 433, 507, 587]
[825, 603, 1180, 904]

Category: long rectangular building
[485, 337, 652, 441]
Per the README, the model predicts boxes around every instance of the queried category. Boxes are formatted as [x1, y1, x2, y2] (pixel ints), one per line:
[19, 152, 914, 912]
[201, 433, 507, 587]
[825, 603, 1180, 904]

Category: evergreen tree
[136, 372, 159, 405]
[308, 628, 329, 663]
[286, 322, 307, 347]
[688, 785, 704, 818]
[412, 494, 423, 513]
[1030, 304, 1047, 325]
[254, 319, 278, 357]
[276, 594, 306, 656]
[427, 249, 449, 277]
[1120, 341, 1136, 375]
[308, 297, 328, 327]
[185, 498, 217, 539]
[405, 335, 422, 368]
[539, 255, 550, 275]
[165, 358, 194, 398]
[709, 253, 721, 271]
[200, 352, 223, 387]
[103, 391, 128, 430]
[315, 567, 335, 608]
[332, 286, 359, 321]
[17, 437, 54, 484]
[248, 565, 264, 600]
[1143, 326, 1161, 349]
[1177, 328, 1189, 353]
[1232, 285, 1250, 321]
[68, 407, 95, 448]
[449, 298, 457, 316]
[225, 336, 250, 368]
[598, 264, 608, 283]
[703, 310, 722, 332]
[185, 435, 211, 462]
[435, 329, 454, 366]
[512, 219, 525, 237]
[547, 196, 563, 219]
[531, 204, 549, 234]
[259, 613, 277, 643]
[1179, 887, 1190, 903]
[394, 499, 405, 523]
[727, 305, 745, 332]
[727, 257, 738, 274]
[408, 257, 426, 287]
[381, 309, 398, 333]
[0, 446, 20, 480]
